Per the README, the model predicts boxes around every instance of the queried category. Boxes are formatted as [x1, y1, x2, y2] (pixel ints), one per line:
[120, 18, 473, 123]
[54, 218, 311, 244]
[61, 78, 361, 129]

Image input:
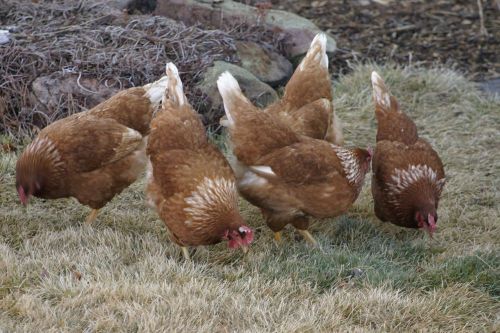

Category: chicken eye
[238, 230, 246, 237]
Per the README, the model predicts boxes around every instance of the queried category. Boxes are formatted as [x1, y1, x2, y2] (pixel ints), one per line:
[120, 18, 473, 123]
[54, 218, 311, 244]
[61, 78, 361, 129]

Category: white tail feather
[330, 110, 344, 145]
[164, 62, 187, 106]
[249, 165, 276, 178]
[371, 71, 391, 111]
[299, 33, 328, 71]
[217, 71, 243, 128]
[144, 75, 169, 106]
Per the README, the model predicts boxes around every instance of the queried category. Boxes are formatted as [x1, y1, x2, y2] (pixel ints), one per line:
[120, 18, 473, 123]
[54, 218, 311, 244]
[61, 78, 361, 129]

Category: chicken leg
[291, 215, 318, 247]
[85, 209, 100, 225]
[261, 208, 288, 244]
[181, 247, 190, 260]
[297, 229, 318, 247]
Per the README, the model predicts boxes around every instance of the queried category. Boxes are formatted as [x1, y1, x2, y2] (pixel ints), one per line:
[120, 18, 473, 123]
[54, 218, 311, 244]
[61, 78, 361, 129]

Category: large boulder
[235, 41, 293, 88]
[154, 0, 337, 59]
[478, 78, 500, 99]
[0, 30, 11, 44]
[196, 61, 278, 117]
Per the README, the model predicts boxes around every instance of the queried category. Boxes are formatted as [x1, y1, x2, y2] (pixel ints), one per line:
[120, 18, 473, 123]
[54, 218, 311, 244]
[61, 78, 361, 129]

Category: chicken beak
[241, 245, 249, 255]
[18, 186, 29, 206]
[367, 146, 374, 159]
[426, 214, 436, 239]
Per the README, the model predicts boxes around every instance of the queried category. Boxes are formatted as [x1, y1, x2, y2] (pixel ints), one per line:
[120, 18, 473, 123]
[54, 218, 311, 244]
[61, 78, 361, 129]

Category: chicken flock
[15, 33, 446, 259]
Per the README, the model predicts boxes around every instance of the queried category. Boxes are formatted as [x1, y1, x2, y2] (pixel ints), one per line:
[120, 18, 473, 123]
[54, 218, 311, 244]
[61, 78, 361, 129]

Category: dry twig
[477, 0, 488, 36]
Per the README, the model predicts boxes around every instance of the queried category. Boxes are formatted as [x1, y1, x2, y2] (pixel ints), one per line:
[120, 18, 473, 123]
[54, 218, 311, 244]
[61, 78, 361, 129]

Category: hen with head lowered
[218, 71, 371, 246]
[146, 63, 254, 260]
[370, 71, 446, 237]
[265, 33, 343, 144]
[16, 74, 168, 224]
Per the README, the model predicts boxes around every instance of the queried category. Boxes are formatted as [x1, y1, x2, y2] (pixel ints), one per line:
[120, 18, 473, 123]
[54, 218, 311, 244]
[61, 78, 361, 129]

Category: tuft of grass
[1, 65, 499, 332]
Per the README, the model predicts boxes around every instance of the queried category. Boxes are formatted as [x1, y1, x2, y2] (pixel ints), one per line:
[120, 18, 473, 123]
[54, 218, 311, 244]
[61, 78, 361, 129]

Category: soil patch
[240, 0, 500, 80]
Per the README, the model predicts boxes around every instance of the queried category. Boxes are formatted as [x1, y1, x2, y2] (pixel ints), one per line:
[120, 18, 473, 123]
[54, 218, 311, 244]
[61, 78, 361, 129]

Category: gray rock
[197, 61, 277, 112]
[235, 41, 293, 88]
[348, 268, 364, 279]
[478, 78, 500, 99]
[106, 0, 134, 11]
[0, 30, 11, 44]
[154, 0, 336, 59]
[32, 72, 120, 117]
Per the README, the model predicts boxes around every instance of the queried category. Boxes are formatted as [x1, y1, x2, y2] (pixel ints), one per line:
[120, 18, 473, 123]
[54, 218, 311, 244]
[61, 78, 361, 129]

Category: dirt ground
[242, 0, 500, 81]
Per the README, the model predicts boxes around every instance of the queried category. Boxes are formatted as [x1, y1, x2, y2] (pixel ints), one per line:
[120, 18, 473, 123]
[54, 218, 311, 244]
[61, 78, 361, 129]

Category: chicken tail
[298, 33, 328, 72]
[280, 33, 332, 110]
[371, 71, 419, 144]
[147, 63, 207, 153]
[217, 71, 299, 165]
[326, 109, 344, 145]
[164, 62, 188, 107]
[371, 71, 398, 114]
[217, 71, 254, 129]
[143, 74, 169, 107]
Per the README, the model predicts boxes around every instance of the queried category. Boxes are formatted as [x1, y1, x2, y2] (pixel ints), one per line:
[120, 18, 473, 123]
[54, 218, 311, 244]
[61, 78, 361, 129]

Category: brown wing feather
[86, 87, 154, 135]
[266, 99, 331, 140]
[375, 100, 419, 145]
[70, 146, 146, 209]
[147, 103, 207, 156]
[238, 140, 361, 220]
[229, 107, 300, 166]
[41, 115, 143, 173]
[373, 139, 444, 179]
[150, 147, 233, 201]
[256, 139, 343, 185]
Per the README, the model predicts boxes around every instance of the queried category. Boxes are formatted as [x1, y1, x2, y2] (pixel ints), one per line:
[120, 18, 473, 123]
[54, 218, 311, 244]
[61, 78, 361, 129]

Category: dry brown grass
[1, 65, 499, 332]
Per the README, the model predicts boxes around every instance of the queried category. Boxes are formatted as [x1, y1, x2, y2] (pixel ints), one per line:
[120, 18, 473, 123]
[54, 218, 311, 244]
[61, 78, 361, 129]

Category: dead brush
[0, 0, 283, 144]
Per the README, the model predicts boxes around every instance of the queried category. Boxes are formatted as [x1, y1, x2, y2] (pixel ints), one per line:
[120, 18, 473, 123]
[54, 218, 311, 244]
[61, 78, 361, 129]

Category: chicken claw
[85, 209, 99, 225]
[274, 232, 282, 242]
[181, 247, 190, 260]
[297, 230, 318, 247]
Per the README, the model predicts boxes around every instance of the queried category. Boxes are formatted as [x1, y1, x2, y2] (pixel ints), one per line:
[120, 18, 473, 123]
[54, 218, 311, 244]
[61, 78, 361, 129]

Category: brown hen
[371, 71, 446, 236]
[220, 33, 343, 144]
[218, 72, 371, 246]
[265, 33, 343, 144]
[16, 75, 168, 224]
[146, 63, 253, 260]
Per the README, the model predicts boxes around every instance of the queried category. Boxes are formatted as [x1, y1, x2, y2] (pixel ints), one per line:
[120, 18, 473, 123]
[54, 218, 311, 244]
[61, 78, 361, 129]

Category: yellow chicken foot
[297, 230, 318, 247]
[181, 247, 190, 260]
[274, 231, 282, 242]
[85, 209, 100, 225]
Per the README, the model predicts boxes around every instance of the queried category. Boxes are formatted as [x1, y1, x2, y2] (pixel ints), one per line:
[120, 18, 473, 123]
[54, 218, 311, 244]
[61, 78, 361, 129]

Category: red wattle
[18, 186, 28, 205]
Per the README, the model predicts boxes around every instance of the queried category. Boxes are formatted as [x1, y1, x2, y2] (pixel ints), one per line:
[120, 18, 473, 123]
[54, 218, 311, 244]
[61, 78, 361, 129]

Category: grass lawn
[0, 65, 499, 332]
